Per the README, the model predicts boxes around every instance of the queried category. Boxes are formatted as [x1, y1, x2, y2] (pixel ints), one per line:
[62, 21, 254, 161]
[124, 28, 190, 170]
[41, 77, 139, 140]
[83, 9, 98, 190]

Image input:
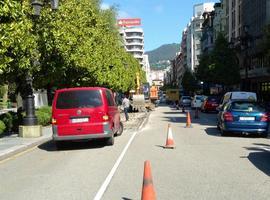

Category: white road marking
[93, 130, 138, 200]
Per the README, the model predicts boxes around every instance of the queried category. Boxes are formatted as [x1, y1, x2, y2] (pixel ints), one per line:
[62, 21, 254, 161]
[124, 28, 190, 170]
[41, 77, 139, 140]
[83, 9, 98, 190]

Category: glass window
[56, 90, 103, 109]
[231, 102, 265, 112]
[106, 90, 115, 106]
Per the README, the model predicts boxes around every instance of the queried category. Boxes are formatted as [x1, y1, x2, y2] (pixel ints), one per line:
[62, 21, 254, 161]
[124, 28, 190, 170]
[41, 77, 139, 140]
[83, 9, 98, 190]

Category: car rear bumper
[223, 122, 268, 133]
[52, 123, 113, 141]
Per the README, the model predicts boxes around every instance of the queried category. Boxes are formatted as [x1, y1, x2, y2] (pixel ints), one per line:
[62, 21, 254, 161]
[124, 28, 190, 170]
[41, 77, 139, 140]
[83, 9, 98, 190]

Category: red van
[52, 87, 123, 148]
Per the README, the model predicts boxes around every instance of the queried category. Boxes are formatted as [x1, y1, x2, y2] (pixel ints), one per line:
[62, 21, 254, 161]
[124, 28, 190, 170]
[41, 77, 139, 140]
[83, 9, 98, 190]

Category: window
[56, 90, 103, 109]
[106, 90, 115, 106]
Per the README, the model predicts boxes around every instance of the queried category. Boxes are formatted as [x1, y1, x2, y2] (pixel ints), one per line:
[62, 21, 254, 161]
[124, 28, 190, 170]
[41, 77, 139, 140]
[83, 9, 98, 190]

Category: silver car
[180, 96, 192, 107]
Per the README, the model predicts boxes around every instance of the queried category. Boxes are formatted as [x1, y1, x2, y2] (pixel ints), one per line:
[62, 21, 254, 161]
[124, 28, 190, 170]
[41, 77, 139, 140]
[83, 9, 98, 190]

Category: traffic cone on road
[185, 111, 192, 128]
[141, 160, 156, 200]
[164, 124, 175, 149]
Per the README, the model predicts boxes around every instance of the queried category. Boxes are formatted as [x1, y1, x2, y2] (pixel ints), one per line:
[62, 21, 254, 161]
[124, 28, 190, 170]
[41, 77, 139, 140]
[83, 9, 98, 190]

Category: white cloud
[154, 4, 164, 13]
[101, 3, 110, 10]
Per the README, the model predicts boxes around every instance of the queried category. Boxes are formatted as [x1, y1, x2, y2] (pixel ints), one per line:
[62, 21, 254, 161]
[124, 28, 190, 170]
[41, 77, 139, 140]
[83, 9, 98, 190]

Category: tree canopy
[182, 69, 198, 94]
[196, 33, 240, 87]
[0, 0, 145, 93]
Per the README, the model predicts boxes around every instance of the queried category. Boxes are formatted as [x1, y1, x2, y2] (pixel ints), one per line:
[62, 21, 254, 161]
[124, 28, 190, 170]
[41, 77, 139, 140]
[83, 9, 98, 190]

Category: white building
[118, 20, 151, 83]
[142, 55, 152, 84]
[186, 3, 215, 72]
[120, 27, 144, 65]
[150, 70, 166, 86]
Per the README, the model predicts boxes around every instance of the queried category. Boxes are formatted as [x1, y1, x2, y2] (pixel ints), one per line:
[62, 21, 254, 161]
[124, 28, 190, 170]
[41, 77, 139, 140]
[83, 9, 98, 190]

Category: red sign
[117, 18, 141, 27]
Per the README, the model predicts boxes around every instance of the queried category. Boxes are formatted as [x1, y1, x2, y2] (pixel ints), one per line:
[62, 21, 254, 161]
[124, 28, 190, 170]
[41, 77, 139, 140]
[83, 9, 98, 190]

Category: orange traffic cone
[185, 111, 192, 128]
[164, 124, 175, 149]
[141, 161, 156, 200]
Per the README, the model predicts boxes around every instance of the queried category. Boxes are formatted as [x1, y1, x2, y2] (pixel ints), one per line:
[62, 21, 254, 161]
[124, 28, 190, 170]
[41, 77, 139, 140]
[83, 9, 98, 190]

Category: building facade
[120, 27, 144, 65]
[118, 19, 151, 85]
[188, 3, 215, 72]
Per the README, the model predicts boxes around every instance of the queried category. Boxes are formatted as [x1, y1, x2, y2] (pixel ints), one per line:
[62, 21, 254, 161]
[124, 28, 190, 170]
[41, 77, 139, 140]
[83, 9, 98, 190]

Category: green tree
[182, 69, 198, 94]
[196, 33, 240, 88]
[0, 0, 37, 85]
[0, 0, 144, 95]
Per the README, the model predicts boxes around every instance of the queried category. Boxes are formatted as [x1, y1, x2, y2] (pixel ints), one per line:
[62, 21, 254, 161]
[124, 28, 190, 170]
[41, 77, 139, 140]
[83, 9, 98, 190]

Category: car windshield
[230, 102, 265, 112]
[208, 97, 219, 102]
[196, 96, 203, 100]
[56, 90, 103, 109]
[183, 97, 191, 100]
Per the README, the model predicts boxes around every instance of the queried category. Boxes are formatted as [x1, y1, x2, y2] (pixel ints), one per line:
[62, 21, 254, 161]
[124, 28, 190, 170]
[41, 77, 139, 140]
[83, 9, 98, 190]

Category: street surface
[0, 105, 270, 200]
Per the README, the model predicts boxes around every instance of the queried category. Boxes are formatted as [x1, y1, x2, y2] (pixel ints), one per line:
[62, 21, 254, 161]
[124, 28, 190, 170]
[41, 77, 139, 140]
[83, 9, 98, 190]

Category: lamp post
[23, 0, 59, 126]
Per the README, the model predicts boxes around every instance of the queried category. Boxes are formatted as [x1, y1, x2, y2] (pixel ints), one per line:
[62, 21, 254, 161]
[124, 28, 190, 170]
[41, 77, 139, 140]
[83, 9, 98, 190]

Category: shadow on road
[205, 127, 221, 137]
[38, 139, 106, 152]
[244, 144, 270, 176]
[122, 197, 133, 200]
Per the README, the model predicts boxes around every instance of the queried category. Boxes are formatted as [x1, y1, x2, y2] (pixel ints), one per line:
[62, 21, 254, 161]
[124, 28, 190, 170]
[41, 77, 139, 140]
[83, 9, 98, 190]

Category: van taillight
[261, 113, 269, 122]
[223, 112, 233, 122]
[52, 118, 57, 124]
[102, 115, 109, 121]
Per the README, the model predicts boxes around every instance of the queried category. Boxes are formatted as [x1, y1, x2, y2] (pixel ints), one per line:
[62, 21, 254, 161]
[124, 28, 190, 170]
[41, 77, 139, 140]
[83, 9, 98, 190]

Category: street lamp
[23, 0, 59, 126]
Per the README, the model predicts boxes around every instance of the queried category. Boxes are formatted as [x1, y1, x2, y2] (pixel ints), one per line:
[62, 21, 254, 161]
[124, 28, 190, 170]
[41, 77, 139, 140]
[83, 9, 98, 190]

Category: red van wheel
[116, 122, 123, 136]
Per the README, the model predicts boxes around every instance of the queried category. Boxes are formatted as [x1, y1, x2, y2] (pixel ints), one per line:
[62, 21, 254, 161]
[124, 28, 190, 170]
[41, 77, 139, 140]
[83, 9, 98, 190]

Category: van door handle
[77, 128, 82, 131]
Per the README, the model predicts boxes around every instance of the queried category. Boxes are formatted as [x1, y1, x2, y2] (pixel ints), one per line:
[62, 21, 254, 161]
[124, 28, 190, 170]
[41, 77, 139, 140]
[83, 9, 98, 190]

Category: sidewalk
[0, 126, 52, 161]
[0, 111, 149, 162]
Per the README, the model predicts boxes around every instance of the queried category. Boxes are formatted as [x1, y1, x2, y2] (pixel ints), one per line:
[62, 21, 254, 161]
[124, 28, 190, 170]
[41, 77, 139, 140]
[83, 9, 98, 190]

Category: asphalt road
[0, 105, 270, 200]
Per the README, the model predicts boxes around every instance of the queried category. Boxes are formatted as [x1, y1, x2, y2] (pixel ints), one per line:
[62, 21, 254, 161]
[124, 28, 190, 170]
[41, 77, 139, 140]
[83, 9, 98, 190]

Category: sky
[101, 0, 219, 52]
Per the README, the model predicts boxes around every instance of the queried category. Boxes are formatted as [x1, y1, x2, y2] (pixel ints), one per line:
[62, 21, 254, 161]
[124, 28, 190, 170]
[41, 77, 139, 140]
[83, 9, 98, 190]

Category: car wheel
[220, 129, 229, 136]
[116, 122, 123, 136]
[106, 136, 114, 146]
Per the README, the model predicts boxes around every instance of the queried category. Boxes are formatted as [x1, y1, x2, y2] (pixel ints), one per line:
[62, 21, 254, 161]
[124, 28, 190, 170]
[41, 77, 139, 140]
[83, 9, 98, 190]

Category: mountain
[145, 43, 180, 70]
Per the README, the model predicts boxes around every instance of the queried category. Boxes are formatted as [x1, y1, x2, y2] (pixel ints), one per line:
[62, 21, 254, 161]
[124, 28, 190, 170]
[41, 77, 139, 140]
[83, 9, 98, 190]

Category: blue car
[217, 100, 269, 137]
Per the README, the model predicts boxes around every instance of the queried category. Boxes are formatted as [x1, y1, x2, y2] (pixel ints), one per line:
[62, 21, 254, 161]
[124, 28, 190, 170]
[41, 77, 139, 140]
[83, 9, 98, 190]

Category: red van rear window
[56, 90, 103, 109]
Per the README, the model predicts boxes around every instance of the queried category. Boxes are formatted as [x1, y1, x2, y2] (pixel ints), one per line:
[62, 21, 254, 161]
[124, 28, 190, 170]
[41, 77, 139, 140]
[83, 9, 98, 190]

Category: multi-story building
[187, 3, 215, 72]
[240, 0, 270, 100]
[213, 2, 226, 41]
[150, 70, 166, 86]
[201, 11, 215, 54]
[201, 2, 226, 54]
[120, 27, 144, 65]
[118, 18, 151, 84]
[142, 55, 152, 84]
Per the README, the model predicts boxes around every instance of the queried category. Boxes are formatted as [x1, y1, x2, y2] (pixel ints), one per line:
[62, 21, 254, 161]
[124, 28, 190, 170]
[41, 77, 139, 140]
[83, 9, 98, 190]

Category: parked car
[217, 100, 269, 137]
[52, 87, 123, 148]
[191, 95, 206, 109]
[180, 96, 192, 107]
[201, 96, 221, 112]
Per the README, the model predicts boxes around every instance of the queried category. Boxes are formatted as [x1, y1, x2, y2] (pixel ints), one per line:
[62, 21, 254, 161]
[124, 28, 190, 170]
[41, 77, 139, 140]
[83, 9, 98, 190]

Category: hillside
[145, 43, 180, 70]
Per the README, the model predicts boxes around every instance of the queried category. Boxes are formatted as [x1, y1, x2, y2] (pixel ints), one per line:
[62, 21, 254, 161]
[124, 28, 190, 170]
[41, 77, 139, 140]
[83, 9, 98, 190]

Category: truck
[165, 89, 180, 104]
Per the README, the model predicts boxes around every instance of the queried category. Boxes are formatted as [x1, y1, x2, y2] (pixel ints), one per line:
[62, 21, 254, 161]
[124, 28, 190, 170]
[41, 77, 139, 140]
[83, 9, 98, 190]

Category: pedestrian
[122, 95, 130, 121]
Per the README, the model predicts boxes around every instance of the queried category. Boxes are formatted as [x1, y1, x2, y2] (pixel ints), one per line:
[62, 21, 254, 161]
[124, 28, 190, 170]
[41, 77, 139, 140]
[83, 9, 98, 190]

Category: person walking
[122, 95, 130, 121]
